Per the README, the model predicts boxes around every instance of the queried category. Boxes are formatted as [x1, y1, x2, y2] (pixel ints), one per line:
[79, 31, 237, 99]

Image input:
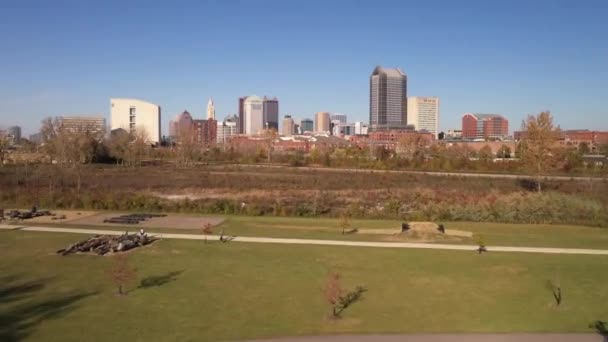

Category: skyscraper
[331, 113, 347, 124]
[407, 97, 440, 138]
[243, 96, 264, 135]
[238, 96, 247, 134]
[315, 112, 331, 133]
[169, 110, 193, 139]
[300, 118, 314, 133]
[369, 66, 407, 131]
[7, 126, 21, 144]
[263, 96, 279, 130]
[207, 98, 215, 120]
[111, 98, 161, 144]
[282, 115, 295, 136]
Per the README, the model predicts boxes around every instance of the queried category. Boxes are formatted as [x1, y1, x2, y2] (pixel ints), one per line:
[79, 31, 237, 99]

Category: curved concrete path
[247, 334, 604, 342]
[2, 224, 608, 256]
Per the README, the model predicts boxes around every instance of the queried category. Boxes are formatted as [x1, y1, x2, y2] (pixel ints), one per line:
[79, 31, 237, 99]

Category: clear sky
[1, 0, 606, 136]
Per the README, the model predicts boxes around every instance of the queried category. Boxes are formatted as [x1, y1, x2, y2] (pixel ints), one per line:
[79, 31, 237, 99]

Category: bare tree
[324, 271, 343, 317]
[397, 134, 426, 160]
[108, 129, 131, 165]
[261, 128, 278, 163]
[520, 112, 561, 192]
[40, 117, 105, 193]
[175, 125, 200, 167]
[127, 128, 150, 167]
[109, 127, 150, 168]
[0, 134, 10, 167]
[478, 145, 494, 164]
[339, 212, 351, 235]
[108, 253, 137, 296]
[497, 144, 512, 159]
[202, 222, 213, 244]
[324, 271, 367, 318]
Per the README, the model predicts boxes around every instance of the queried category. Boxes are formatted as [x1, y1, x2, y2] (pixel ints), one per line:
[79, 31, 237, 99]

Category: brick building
[350, 130, 434, 151]
[462, 113, 509, 139]
[193, 119, 217, 147]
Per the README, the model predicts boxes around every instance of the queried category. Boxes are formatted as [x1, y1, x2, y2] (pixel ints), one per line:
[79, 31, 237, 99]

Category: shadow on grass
[138, 270, 184, 289]
[0, 276, 51, 305]
[590, 321, 608, 342]
[0, 275, 97, 341]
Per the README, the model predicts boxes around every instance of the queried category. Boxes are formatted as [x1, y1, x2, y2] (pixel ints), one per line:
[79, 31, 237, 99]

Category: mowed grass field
[21, 213, 608, 249]
[1, 230, 607, 341]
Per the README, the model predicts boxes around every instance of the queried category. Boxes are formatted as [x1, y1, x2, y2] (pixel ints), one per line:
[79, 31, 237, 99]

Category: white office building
[243, 95, 264, 135]
[110, 98, 161, 144]
[354, 121, 369, 135]
[217, 115, 239, 144]
[332, 123, 356, 137]
[407, 96, 439, 138]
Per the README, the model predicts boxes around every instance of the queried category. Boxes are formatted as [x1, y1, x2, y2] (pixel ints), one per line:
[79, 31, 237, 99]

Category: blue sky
[1, 0, 606, 135]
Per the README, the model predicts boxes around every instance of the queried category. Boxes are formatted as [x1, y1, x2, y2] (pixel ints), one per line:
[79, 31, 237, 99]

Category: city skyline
[1, 1, 607, 135]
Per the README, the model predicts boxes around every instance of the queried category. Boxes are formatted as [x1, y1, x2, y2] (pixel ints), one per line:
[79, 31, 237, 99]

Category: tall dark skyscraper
[369, 66, 407, 131]
[238, 96, 246, 134]
[263, 96, 279, 130]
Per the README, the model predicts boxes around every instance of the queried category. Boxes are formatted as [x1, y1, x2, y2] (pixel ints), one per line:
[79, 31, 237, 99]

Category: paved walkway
[2, 224, 608, 256]
[247, 334, 605, 342]
[219, 163, 606, 182]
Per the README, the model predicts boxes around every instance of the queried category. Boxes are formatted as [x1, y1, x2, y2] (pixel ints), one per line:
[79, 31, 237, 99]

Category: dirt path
[2, 224, 608, 256]
[247, 334, 604, 342]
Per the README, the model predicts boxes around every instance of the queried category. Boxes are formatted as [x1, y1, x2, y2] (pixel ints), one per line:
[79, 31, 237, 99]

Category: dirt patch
[4, 209, 98, 224]
[67, 212, 224, 230]
[246, 223, 333, 231]
[488, 265, 528, 275]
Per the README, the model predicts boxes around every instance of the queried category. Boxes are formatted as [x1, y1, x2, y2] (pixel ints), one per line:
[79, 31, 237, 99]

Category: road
[2, 224, 608, 256]
[247, 334, 605, 342]
[211, 163, 606, 182]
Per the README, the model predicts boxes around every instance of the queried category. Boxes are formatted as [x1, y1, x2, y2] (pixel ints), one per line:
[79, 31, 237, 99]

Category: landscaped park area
[1, 210, 608, 341]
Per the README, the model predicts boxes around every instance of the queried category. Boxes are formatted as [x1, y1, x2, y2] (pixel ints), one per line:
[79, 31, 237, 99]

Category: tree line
[4, 112, 607, 185]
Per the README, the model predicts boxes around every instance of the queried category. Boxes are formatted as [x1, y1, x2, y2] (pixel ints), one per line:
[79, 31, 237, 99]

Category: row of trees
[8, 112, 605, 186]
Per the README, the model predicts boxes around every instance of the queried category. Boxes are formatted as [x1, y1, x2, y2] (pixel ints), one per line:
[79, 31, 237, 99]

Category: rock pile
[57, 233, 158, 256]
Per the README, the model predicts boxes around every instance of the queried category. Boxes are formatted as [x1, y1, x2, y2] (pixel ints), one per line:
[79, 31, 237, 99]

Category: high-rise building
[238, 96, 246, 134]
[169, 110, 194, 139]
[407, 96, 440, 138]
[300, 118, 314, 133]
[263, 96, 279, 130]
[315, 112, 331, 133]
[58, 116, 106, 136]
[207, 99, 216, 120]
[29, 133, 42, 144]
[7, 126, 21, 143]
[282, 115, 295, 136]
[110, 98, 161, 144]
[331, 113, 347, 124]
[369, 66, 407, 131]
[462, 113, 509, 139]
[243, 95, 264, 135]
[193, 119, 217, 146]
[217, 114, 239, 144]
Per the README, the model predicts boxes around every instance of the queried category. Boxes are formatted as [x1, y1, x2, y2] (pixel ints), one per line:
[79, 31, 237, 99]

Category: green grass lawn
[21, 214, 608, 249]
[1, 230, 607, 341]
